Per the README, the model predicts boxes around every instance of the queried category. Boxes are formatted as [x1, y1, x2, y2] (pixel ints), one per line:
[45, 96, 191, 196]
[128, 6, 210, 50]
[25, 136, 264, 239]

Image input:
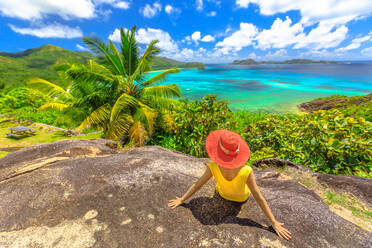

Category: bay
[148, 63, 372, 113]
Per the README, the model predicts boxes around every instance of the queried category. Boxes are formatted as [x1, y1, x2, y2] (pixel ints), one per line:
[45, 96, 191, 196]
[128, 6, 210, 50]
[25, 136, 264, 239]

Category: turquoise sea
[150, 63, 372, 113]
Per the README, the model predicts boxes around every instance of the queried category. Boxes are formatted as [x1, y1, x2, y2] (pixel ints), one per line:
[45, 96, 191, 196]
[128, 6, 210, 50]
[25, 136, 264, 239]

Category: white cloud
[215, 16, 348, 53]
[294, 22, 348, 50]
[109, 27, 178, 53]
[361, 46, 372, 56]
[165, 5, 180, 15]
[191, 31, 201, 43]
[235, 0, 372, 26]
[201, 34, 215, 42]
[335, 35, 371, 52]
[248, 52, 257, 59]
[236, 0, 250, 8]
[206, 11, 217, 17]
[185, 32, 216, 44]
[108, 28, 123, 42]
[196, 0, 203, 11]
[255, 16, 303, 49]
[137, 28, 178, 52]
[170, 47, 211, 61]
[114, 1, 130, 9]
[94, 0, 130, 9]
[140, 2, 161, 18]
[0, 0, 95, 20]
[0, 0, 131, 21]
[9, 23, 83, 38]
[215, 23, 258, 54]
[76, 44, 88, 51]
[262, 49, 288, 59]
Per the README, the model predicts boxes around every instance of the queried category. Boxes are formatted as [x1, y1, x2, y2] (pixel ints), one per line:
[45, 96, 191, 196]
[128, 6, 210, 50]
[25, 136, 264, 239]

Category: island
[231, 58, 338, 65]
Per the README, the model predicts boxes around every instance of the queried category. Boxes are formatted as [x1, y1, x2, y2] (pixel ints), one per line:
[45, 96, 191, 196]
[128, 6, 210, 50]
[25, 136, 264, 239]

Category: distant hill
[0, 45, 94, 90]
[0, 45, 204, 90]
[152, 56, 205, 70]
[232, 58, 338, 65]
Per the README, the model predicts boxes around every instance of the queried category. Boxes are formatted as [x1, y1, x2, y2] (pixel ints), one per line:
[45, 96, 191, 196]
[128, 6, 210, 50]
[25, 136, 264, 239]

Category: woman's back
[208, 161, 252, 202]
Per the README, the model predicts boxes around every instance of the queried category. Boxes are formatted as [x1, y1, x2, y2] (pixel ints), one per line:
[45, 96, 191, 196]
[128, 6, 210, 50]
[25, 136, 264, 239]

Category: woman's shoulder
[241, 164, 253, 175]
[207, 161, 217, 168]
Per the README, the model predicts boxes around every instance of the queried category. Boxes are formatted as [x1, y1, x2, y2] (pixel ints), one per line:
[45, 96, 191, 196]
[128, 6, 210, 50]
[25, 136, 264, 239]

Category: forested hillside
[0, 45, 204, 90]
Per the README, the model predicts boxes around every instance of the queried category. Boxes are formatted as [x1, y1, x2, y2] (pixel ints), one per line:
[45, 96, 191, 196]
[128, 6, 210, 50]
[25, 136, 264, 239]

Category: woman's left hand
[272, 221, 292, 240]
[168, 197, 184, 209]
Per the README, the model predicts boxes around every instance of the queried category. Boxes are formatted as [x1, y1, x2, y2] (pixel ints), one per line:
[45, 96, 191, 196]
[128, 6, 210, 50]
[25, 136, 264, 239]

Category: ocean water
[148, 63, 372, 113]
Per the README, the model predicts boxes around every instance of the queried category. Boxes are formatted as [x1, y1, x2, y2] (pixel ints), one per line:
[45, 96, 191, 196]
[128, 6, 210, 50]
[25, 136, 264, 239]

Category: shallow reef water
[148, 63, 372, 113]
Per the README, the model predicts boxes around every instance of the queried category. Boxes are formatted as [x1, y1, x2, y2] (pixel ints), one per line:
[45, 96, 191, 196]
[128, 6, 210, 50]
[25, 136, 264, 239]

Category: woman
[168, 129, 292, 240]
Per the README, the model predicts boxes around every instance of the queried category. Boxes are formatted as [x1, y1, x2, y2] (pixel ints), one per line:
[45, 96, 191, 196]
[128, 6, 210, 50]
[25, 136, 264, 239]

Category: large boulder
[0, 139, 371, 248]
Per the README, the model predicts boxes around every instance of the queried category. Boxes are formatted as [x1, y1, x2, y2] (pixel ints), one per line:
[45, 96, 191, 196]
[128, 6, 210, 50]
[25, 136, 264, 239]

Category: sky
[0, 0, 372, 63]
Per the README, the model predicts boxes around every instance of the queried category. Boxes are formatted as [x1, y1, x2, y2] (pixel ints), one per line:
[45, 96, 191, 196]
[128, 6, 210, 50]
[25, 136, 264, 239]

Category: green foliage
[231, 109, 272, 133]
[337, 102, 372, 122]
[0, 87, 47, 109]
[150, 94, 234, 157]
[242, 109, 371, 177]
[311, 93, 372, 121]
[0, 85, 88, 129]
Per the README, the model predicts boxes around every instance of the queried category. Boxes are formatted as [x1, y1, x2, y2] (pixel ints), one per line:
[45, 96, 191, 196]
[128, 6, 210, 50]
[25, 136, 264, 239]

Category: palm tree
[26, 76, 109, 118]
[66, 26, 181, 146]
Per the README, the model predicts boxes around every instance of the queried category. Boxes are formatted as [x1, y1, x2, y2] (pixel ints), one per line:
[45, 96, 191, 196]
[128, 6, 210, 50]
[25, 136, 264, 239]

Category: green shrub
[1, 87, 47, 109]
[242, 109, 372, 177]
[150, 94, 235, 157]
[338, 102, 372, 122]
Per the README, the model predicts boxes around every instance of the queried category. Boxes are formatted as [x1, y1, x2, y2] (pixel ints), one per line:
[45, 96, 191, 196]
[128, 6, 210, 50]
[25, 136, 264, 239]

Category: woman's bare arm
[168, 166, 212, 209]
[246, 170, 292, 240]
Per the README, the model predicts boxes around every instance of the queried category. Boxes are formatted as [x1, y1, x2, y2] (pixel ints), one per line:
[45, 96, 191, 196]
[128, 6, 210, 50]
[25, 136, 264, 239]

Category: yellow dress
[208, 161, 252, 202]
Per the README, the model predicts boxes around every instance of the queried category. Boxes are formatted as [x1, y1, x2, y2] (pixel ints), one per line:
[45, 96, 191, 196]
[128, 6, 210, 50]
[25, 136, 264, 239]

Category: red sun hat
[206, 129, 250, 169]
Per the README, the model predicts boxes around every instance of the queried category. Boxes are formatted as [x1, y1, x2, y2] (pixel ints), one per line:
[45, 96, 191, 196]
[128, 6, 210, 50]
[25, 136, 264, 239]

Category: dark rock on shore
[0, 139, 371, 247]
[297, 93, 372, 113]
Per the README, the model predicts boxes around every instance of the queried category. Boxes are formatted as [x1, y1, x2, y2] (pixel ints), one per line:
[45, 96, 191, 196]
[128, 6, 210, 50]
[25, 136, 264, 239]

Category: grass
[0, 120, 104, 158]
[325, 192, 372, 221]
[271, 165, 372, 231]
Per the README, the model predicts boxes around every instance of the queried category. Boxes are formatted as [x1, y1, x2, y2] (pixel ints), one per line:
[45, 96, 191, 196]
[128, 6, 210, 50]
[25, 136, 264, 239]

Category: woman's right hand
[272, 221, 292, 240]
[168, 197, 184, 209]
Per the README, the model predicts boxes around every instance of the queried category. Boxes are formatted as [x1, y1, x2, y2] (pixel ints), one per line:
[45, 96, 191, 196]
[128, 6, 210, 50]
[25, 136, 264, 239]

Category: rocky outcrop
[0, 139, 371, 248]
[297, 93, 372, 113]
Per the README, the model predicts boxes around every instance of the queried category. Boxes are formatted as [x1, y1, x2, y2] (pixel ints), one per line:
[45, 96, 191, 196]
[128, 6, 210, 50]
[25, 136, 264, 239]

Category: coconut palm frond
[157, 111, 176, 132]
[110, 93, 139, 123]
[133, 40, 160, 80]
[76, 103, 111, 130]
[120, 27, 139, 76]
[52, 62, 72, 72]
[37, 102, 70, 111]
[66, 61, 114, 86]
[128, 120, 148, 146]
[141, 96, 180, 112]
[106, 113, 133, 140]
[83, 36, 123, 75]
[27, 78, 73, 99]
[141, 84, 181, 99]
[140, 68, 180, 87]
[108, 40, 125, 75]
[133, 102, 157, 135]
